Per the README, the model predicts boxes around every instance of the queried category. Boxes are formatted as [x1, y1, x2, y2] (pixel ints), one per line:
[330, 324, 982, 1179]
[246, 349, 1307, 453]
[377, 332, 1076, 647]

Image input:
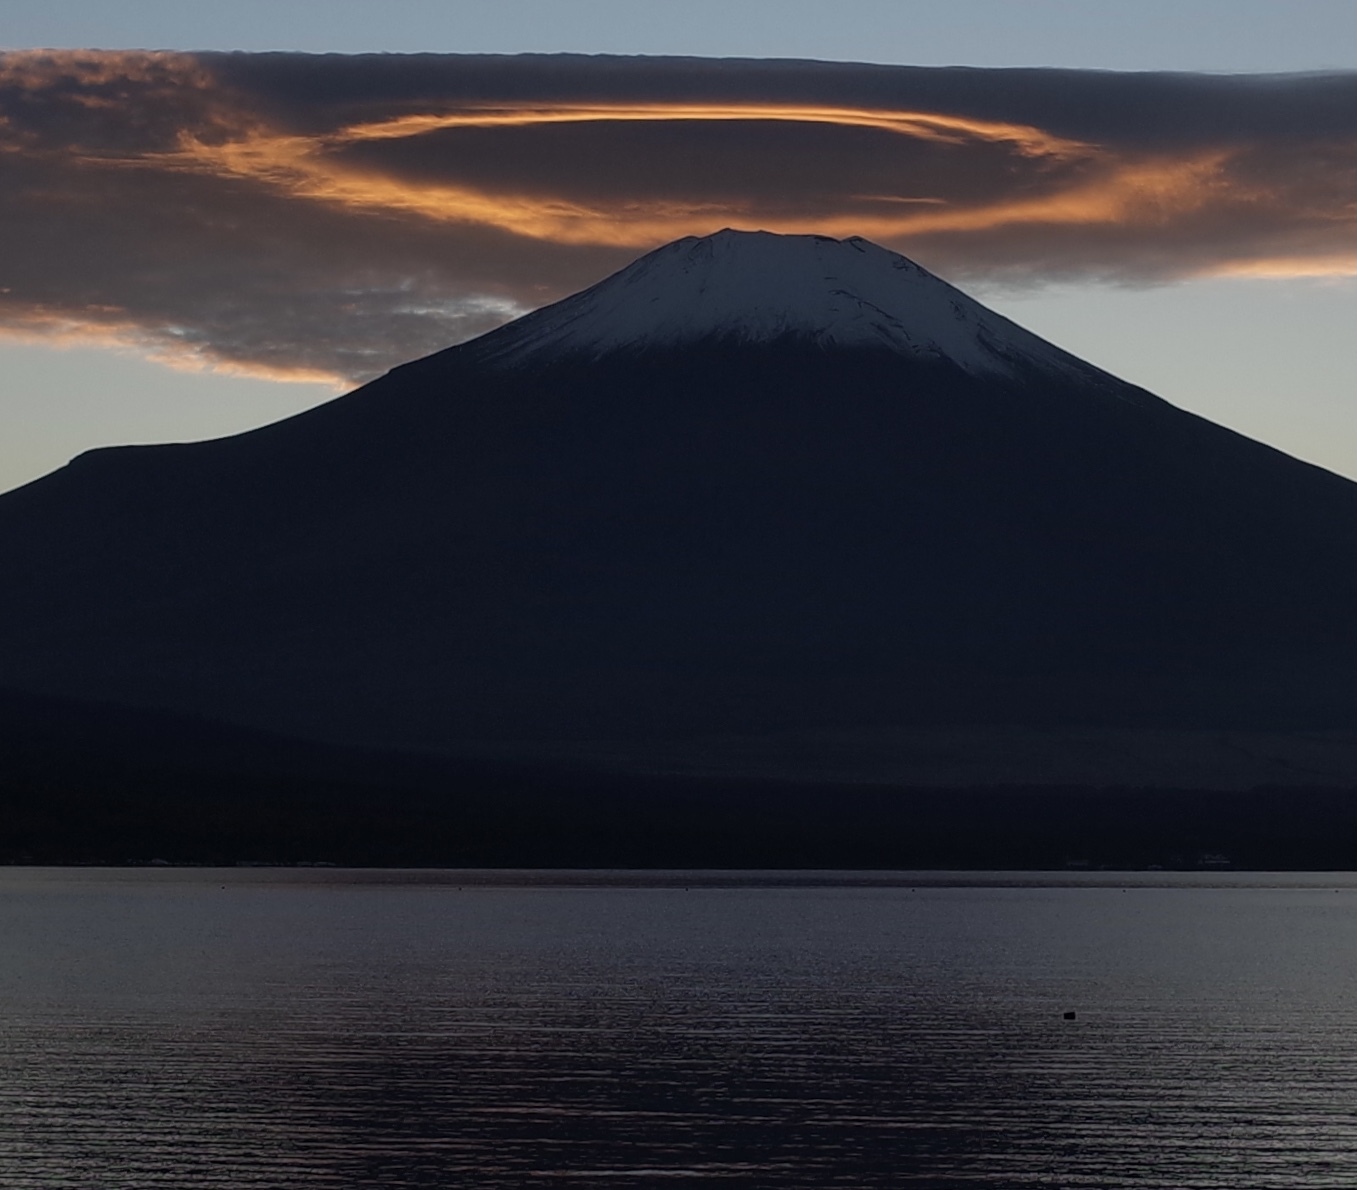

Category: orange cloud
[1206, 256, 1357, 280]
[163, 109, 1353, 284]
[0, 309, 346, 387]
[165, 112, 1059, 241]
[164, 98, 1098, 246]
[336, 102, 1089, 159]
[0, 50, 1351, 380]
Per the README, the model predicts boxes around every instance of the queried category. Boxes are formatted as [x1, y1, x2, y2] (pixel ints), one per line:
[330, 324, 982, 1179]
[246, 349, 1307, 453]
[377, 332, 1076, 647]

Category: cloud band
[1, 51, 1352, 383]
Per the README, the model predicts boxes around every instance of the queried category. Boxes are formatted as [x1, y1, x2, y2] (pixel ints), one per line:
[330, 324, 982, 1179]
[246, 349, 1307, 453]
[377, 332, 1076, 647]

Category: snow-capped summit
[473, 229, 1085, 381]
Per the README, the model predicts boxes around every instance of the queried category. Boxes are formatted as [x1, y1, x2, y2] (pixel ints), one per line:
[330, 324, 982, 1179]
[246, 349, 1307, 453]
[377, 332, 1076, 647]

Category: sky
[0, 0, 1354, 491]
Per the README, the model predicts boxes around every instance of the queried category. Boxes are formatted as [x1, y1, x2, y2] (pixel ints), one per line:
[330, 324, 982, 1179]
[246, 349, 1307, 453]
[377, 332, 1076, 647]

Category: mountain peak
[470, 229, 1086, 380]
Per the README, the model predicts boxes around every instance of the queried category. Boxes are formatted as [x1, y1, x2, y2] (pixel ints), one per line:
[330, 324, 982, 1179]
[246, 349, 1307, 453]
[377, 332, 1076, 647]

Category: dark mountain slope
[0, 232, 1351, 779]
[2, 688, 1351, 869]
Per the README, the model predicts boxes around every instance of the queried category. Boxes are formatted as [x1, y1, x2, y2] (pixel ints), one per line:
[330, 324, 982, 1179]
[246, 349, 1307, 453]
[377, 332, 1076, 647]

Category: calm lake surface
[1, 868, 1353, 1188]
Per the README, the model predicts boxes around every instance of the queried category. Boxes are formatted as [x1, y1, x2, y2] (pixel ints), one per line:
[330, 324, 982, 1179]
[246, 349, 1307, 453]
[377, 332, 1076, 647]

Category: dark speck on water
[0, 867, 1353, 1188]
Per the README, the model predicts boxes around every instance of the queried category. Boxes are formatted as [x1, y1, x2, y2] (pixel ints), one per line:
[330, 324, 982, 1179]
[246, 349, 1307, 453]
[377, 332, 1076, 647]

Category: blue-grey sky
[6, 1, 1355, 71]
[1, 1, 1353, 491]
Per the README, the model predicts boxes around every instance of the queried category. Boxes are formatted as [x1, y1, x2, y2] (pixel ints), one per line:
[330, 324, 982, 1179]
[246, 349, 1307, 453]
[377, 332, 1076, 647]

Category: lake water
[1, 868, 1353, 1188]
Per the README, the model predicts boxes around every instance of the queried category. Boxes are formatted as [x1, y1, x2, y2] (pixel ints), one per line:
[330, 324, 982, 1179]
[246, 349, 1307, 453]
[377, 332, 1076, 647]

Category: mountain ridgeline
[0, 231, 1352, 865]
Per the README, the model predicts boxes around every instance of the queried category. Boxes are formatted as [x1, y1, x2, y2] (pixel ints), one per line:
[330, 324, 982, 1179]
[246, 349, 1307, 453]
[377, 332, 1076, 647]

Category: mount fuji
[473, 231, 1100, 380]
[0, 231, 1353, 863]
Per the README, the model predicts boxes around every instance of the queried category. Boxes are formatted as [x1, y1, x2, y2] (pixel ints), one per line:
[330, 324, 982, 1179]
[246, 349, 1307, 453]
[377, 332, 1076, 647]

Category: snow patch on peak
[471, 229, 1089, 381]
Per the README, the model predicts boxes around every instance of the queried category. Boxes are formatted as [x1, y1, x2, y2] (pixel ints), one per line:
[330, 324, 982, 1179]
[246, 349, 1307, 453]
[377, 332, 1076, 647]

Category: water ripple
[0, 871, 1353, 1188]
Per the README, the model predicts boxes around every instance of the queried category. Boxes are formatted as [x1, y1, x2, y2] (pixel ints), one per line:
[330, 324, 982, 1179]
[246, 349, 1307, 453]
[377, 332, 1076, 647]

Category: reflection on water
[1, 869, 1353, 1188]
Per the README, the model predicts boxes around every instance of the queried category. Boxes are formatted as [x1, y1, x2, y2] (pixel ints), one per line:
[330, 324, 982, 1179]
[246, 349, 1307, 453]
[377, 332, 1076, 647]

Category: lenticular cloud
[0, 51, 1352, 383]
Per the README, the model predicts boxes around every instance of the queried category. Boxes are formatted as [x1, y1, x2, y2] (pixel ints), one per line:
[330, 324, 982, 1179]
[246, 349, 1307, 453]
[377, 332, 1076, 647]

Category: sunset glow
[336, 102, 1089, 158]
[162, 111, 1351, 282]
[0, 313, 347, 387]
[1, 48, 1352, 394]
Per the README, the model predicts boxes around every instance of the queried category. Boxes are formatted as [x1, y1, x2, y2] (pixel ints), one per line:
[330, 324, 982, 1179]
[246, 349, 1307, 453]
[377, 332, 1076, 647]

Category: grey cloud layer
[0, 52, 1351, 383]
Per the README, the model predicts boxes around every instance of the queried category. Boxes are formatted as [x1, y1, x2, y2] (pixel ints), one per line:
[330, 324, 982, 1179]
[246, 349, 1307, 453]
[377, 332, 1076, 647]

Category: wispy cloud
[1, 51, 1352, 383]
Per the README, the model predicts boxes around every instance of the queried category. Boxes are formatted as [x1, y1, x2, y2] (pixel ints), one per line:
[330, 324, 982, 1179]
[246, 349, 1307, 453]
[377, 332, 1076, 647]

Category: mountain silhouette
[0, 230, 1352, 807]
